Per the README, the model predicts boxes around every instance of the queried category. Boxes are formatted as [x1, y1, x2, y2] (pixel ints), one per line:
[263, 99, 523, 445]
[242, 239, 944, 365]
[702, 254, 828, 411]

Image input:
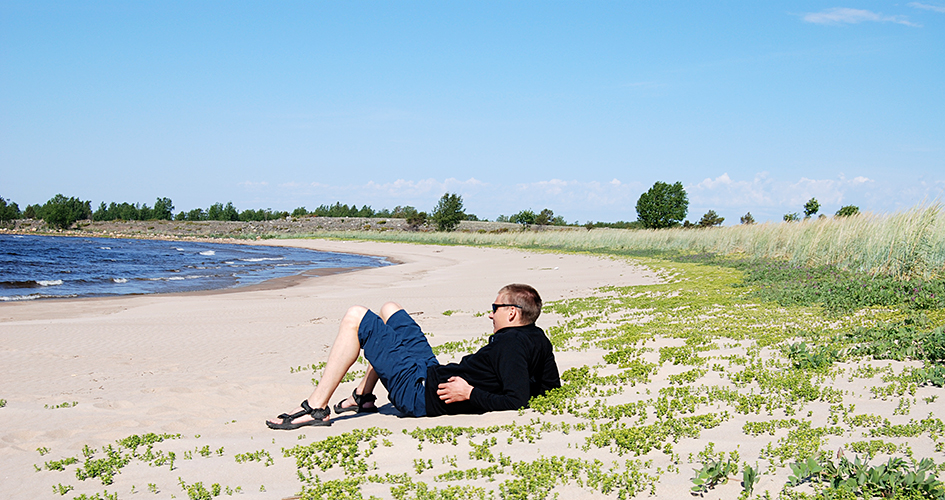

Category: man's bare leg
[335, 302, 402, 411]
[268, 305, 368, 426]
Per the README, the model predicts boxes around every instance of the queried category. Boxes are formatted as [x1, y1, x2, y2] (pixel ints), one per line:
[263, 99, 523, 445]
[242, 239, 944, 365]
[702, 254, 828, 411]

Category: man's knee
[341, 305, 369, 332]
[379, 302, 403, 322]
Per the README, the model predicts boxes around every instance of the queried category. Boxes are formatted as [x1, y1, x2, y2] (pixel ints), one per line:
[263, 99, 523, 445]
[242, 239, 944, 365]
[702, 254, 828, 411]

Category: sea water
[0, 234, 389, 301]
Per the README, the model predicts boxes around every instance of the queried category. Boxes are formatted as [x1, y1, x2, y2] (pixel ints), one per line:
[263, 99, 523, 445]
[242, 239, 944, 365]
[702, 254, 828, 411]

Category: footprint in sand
[93, 400, 135, 410]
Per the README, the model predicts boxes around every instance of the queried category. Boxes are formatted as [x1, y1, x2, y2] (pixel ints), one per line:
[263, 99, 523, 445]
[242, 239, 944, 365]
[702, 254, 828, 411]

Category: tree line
[0, 194, 480, 231]
[1, 188, 863, 232]
[631, 181, 860, 230]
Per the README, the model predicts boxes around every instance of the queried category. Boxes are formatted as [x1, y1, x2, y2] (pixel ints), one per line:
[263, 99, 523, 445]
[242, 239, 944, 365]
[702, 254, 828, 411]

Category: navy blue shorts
[358, 309, 439, 417]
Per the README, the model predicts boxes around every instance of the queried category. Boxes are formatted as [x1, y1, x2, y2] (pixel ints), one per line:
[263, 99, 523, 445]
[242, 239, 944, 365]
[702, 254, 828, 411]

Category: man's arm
[436, 376, 473, 404]
[465, 336, 532, 412]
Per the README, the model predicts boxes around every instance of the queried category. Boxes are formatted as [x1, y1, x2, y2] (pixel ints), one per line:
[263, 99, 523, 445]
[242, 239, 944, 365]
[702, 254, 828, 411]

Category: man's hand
[437, 376, 473, 404]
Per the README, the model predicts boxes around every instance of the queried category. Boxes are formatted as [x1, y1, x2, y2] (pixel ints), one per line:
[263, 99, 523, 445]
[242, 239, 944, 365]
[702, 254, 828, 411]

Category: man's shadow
[331, 402, 401, 421]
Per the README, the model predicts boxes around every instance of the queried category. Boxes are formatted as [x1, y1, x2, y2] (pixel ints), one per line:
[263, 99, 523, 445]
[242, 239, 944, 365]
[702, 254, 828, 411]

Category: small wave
[199, 250, 216, 256]
[37, 280, 64, 287]
[240, 257, 285, 262]
[0, 280, 41, 289]
[112, 278, 128, 284]
[175, 248, 185, 252]
[99, 246, 111, 250]
[0, 294, 40, 301]
[144, 276, 186, 282]
[1, 293, 77, 301]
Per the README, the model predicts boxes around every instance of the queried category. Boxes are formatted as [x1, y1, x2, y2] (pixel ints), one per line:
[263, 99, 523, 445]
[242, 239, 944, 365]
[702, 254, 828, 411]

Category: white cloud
[802, 7, 920, 26]
[247, 177, 642, 221]
[687, 172, 875, 211]
[238, 181, 269, 189]
[909, 2, 945, 13]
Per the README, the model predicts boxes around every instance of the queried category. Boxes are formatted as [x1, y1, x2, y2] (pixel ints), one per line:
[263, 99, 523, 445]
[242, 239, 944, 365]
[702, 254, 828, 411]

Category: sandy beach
[0, 239, 662, 499]
[4, 238, 940, 500]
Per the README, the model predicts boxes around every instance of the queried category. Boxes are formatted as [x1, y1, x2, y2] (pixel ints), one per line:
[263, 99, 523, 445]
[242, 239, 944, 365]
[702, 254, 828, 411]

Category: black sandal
[333, 390, 378, 414]
[266, 400, 331, 429]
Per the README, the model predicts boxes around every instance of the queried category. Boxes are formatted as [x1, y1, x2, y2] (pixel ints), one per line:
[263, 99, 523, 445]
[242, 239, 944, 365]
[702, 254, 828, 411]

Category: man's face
[489, 293, 515, 333]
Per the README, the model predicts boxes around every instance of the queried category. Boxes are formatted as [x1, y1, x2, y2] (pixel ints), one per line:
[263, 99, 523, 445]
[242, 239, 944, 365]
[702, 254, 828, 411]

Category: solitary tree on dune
[431, 193, 465, 232]
[636, 181, 688, 229]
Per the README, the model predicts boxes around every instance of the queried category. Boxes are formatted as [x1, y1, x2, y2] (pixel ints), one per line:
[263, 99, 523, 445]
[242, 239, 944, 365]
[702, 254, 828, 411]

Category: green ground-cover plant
[45, 401, 78, 409]
[72, 491, 117, 500]
[283, 427, 391, 477]
[786, 455, 945, 499]
[234, 449, 274, 466]
[846, 318, 945, 362]
[690, 458, 738, 495]
[36, 241, 945, 499]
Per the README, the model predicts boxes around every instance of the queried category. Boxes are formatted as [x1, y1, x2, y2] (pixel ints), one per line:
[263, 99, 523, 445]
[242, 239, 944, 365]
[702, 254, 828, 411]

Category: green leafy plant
[234, 449, 274, 466]
[741, 462, 760, 496]
[784, 342, 836, 370]
[787, 455, 945, 499]
[44, 401, 78, 409]
[51, 483, 73, 495]
[690, 459, 737, 494]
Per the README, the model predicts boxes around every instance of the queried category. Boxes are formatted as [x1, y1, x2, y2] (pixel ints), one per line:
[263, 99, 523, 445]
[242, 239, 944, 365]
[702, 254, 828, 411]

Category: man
[267, 283, 560, 428]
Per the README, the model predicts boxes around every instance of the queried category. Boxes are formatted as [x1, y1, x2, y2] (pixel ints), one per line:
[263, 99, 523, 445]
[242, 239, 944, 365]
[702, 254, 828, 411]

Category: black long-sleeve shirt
[424, 323, 561, 416]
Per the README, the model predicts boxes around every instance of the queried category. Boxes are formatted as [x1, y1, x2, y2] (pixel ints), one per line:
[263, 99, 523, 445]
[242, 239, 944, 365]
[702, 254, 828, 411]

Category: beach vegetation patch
[45, 401, 78, 409]
[785, 456, 945, 500]
[690, 458, 738, 495]
[283, 427, 391, 476]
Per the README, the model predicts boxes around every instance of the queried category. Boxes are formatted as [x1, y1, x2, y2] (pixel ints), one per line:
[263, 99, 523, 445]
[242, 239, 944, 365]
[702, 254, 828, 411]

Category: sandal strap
[278, 403, 312, 421]
[301, 400, 330, 420]
[352, 390, 376, 405]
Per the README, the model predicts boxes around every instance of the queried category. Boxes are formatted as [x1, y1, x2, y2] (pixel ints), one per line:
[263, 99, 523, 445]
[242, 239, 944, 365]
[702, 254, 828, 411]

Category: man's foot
[266, 400, 331, 429]
[334, 390, 378, 414]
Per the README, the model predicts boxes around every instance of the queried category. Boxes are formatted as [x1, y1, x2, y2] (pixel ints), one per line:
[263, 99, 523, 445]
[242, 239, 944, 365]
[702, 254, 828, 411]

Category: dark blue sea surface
[0, 235, 389, 301]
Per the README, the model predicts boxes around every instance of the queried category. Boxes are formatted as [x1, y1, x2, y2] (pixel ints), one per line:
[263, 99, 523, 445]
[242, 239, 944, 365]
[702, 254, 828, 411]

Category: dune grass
[272, 203, 945, 280]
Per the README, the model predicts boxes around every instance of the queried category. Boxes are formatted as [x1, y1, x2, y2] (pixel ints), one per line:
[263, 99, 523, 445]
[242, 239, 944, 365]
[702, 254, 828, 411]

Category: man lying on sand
[267, 283, 561, 429]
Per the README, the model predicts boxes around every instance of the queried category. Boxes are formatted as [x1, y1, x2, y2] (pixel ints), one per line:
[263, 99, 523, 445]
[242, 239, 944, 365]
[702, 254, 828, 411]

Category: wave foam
[1, 293, 77, 301]
[37, 280, 64, 287]
[199, 250, 216, 256]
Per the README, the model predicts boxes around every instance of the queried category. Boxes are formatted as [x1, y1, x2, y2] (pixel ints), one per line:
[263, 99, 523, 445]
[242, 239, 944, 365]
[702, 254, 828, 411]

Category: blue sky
[2, 2, 942, 224]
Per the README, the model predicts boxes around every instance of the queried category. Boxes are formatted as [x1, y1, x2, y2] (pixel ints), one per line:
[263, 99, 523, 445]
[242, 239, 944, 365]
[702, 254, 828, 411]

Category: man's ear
[509, 305, 523, 324]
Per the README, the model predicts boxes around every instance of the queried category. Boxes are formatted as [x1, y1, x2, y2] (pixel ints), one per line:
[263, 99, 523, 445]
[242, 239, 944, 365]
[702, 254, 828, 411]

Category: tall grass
[280, 203, 945, 280]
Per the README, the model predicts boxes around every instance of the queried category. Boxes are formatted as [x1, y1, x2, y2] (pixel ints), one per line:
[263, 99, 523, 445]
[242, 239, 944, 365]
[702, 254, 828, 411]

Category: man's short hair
[499, 284, 542, 324]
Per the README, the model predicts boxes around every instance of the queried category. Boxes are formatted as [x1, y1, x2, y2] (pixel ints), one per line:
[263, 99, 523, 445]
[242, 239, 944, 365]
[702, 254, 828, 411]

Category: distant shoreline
[0, 217, 540, 240]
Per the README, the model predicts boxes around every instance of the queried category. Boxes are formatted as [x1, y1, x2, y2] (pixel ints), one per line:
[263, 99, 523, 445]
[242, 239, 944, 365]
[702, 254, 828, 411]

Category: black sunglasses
[491, 303, 522, 313]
